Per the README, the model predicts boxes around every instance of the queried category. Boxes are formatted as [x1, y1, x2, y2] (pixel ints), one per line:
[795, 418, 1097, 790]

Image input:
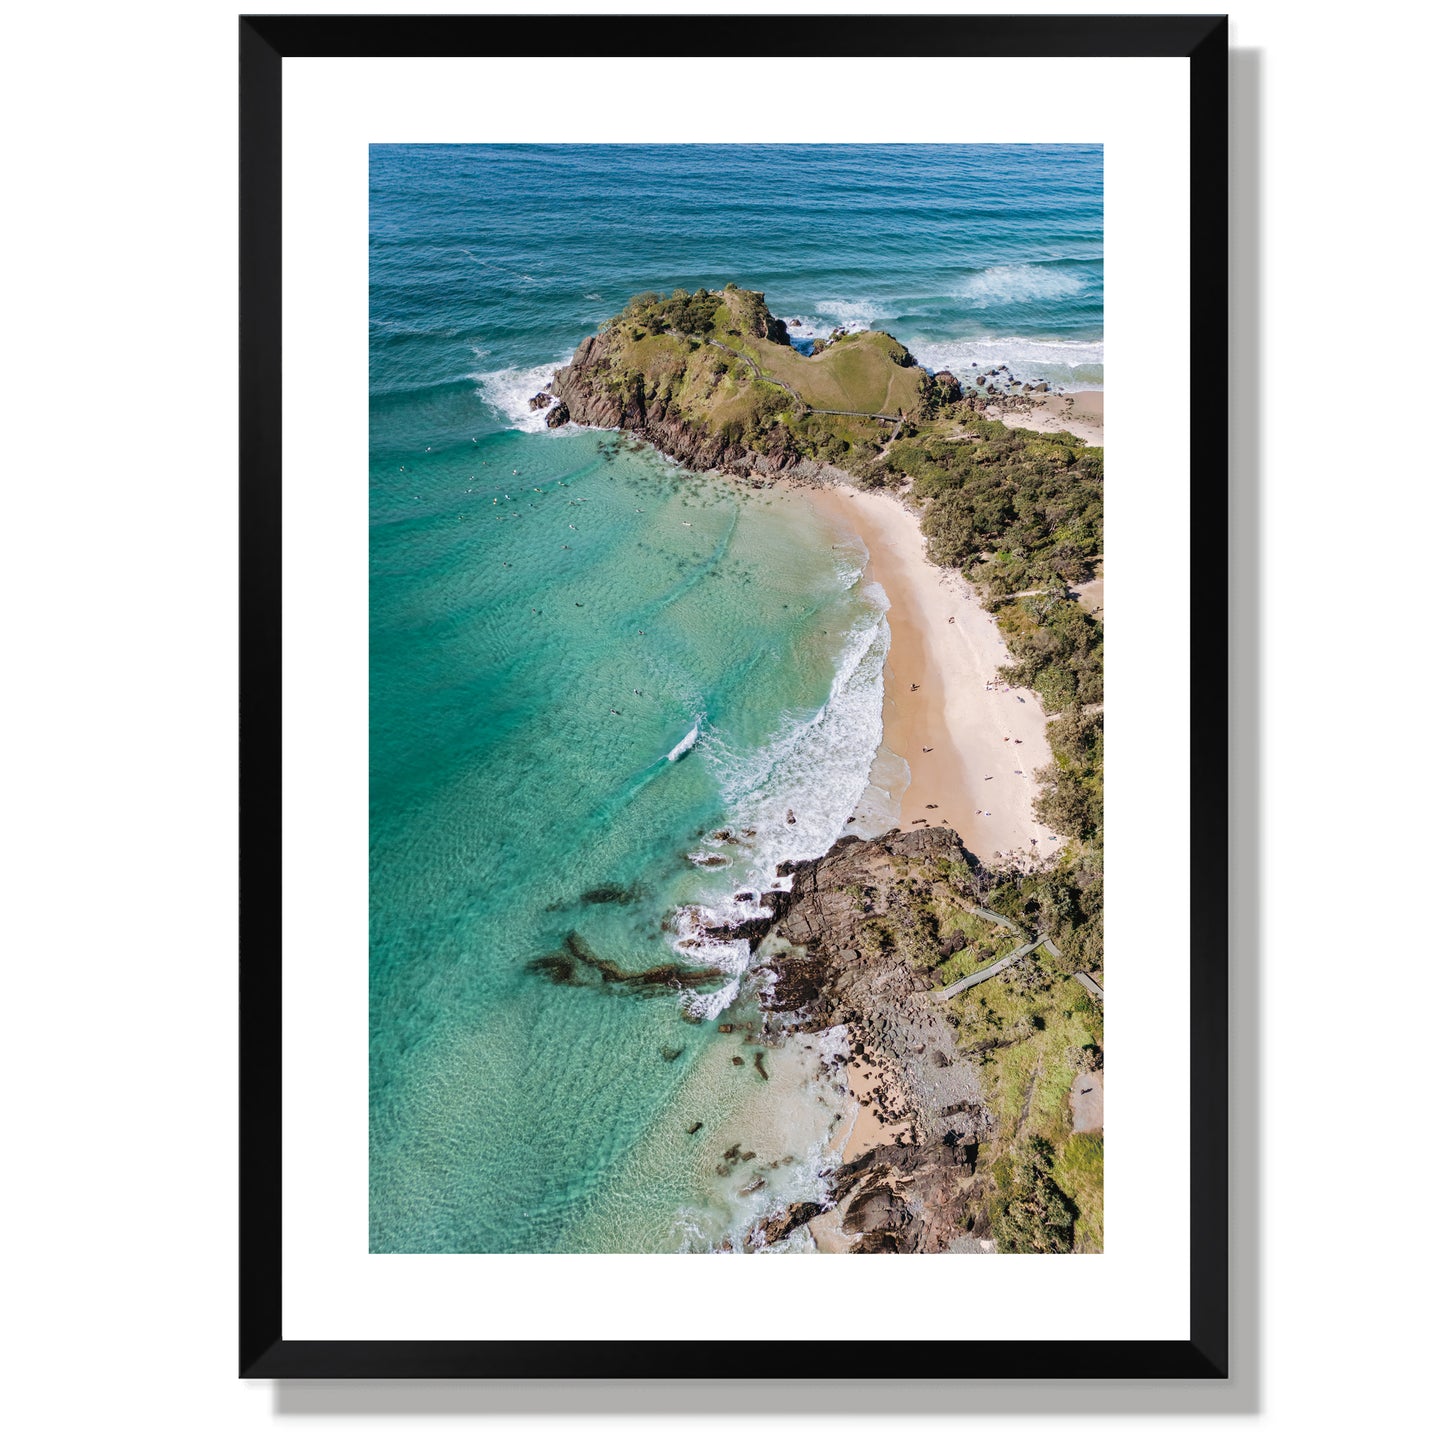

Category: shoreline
[983, 388, 1104, 447]
[790, 480, 1061, 870]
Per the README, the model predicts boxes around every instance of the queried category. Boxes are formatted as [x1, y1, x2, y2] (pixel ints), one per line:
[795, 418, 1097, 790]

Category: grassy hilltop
[552, 284, 959, 468]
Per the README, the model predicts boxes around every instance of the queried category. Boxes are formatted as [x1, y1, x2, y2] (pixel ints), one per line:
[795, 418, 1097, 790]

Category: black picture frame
[240, 12, 1228, 1381]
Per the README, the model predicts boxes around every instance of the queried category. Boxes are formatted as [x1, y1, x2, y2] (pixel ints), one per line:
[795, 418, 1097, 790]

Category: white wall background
[3, 2, 1440, 1442]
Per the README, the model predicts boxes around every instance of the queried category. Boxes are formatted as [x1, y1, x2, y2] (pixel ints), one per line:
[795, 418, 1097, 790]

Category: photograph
[369, 142, 1105, 1255]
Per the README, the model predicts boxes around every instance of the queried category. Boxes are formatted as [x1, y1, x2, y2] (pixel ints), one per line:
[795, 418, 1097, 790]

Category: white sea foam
[672, 591, 890, 1017]
[469, 355, 571, 432]
[911, 335, 1105, 390]
[954, 262, 1091, 306]
[801, 297, 888, 331]
[784, 308, 1101, 388]
[666, 719, 701, 762]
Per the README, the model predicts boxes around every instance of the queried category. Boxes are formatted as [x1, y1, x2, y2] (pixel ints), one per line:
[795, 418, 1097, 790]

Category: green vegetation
[860, 423, 1102, 590]
[937, 911, 1015, 984]
[591, 287, 929, 466]
[990, 1136, 1077, 1253]
[1034, 707, 1104, 842]
[1055, 1132, 1104, 1252]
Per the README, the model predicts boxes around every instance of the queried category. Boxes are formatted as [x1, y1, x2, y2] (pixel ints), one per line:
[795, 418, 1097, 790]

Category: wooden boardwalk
[928, 930, 1102, 1008]
[931, 937, 1044, 1003]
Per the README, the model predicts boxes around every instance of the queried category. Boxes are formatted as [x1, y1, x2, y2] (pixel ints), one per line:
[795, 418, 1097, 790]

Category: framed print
[240, 13, 1228, 1378]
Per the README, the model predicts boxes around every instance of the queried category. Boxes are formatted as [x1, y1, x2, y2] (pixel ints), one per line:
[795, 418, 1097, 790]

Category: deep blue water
[369, 145, 1102, 1253]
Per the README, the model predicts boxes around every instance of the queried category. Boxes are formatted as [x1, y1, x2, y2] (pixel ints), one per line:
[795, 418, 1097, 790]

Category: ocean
[369, 144, 1103, 1252]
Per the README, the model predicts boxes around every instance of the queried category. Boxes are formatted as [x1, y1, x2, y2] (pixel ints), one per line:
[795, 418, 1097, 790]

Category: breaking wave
[469, 353, 571, 432]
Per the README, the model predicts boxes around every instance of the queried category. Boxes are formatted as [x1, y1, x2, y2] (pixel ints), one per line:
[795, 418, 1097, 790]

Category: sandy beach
[800, 482, 1062, 869]
[988, 388, 1104, 447]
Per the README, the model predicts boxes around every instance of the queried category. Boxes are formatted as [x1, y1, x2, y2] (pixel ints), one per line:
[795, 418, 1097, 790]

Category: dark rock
[703, 888, 793, 951]
[551, 930, 730, 993]
[845, 1184, 911, 1236]
[731, 1056, 744, 1066]
[739, 1176, 767, 1196]
[661, 1045, 684, 1062]
[785, 808, 797, 825]
[753, 1051, 770, 1082]
[528, 391, 552, 410]
[545, 401, 571, 428]
[717, 1023, 735, 1034]
[579, 882, 634, 905]
[525, 952, 579, 985]
[686, 1121, 704, 1135]
[754, 1199, 825, 1247]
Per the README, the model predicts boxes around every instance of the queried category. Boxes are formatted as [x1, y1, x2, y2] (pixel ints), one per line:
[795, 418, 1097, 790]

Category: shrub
[990, 1136, 1076, 1253]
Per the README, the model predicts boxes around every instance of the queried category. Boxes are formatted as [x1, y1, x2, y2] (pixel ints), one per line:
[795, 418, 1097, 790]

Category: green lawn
[712, 314, 920, 415]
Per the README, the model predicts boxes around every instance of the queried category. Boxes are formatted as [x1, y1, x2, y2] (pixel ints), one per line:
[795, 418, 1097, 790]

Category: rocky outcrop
[552, 347, 803, 477]
[748, 827, 997, 1253]
[551, 323, 837, 482]
[932, 370, 962, 404]
[830, 1135, 985, 1252]
[526, 930, 730, 995]
[763, 313, 793, 347]
[752, 1199, 826, 1248]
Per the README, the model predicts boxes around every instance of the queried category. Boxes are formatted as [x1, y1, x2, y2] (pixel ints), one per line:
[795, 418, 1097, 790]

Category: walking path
[929, 929, 1103, 1008]
[931, 937, 1045, 1002]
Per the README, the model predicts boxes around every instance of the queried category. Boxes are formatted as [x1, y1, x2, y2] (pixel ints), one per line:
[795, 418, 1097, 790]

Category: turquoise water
[370, 145, 1103, 1252]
